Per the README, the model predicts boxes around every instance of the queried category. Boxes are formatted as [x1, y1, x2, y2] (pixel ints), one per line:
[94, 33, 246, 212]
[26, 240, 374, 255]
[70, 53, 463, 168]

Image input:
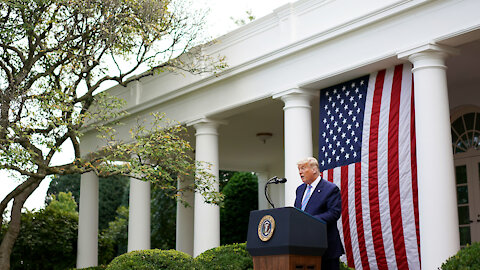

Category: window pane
[457, 185, 469, 205]
[463, 113, 475, 130]
[459, 227, 471, 246]
[475, 113, 480, 131]
[474, 132, 480, 148]
[451, 128, 458, 144]
[452, 117, 465, 134]
[456, 165, 467, 184]
[452, 118, 465, 137]
[458, 206, 470, 225]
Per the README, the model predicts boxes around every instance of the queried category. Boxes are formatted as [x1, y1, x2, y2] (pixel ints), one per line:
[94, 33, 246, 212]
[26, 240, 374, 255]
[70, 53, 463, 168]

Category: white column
[128, 178, 151, 252]
[77, 172, 99, 268]
[256, 172, 269, 210]
[399, 43, 460, 270]
[188, 118, 223, 257]
[273, 89, 317, 206]
[176, 176, 194, 255]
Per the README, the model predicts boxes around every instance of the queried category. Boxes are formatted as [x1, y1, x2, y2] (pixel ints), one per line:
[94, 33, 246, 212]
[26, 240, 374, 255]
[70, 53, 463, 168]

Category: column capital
[186, 117, 227, 128]
[272, 88, 319, 100]
[398, 43, 459, 72]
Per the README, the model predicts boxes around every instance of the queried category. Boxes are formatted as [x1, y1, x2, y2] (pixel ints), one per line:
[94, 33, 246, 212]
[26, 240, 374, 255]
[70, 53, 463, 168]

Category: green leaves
[441, 242, 480, 270]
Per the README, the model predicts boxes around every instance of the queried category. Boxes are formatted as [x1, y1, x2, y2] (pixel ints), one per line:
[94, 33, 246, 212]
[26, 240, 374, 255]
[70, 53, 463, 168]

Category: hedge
[195, 243, 253, 270]
[106, 249, 194, 270]
[441, 242, 480, 270]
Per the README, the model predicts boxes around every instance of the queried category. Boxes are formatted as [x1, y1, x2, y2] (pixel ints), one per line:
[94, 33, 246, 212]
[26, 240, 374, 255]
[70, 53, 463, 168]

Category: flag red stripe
[328, 169, 334, 183]
[411, 77, 421, 265]
[355, 162, 370, 269]
[369, 69, 388, 269]
[388, 65, 408, 269]
[341, 166, 355, 268]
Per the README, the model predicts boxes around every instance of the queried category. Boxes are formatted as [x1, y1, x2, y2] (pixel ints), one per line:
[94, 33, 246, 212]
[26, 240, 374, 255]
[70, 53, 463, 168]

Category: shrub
[9, 193, 78, 270]
[196, 243, 253, 270]
[72, 266, 107, 270]
[340, 260, 354, 270]
[441, 242, 480, 269]
[220, 172, 258, 245]
[106, 249, 194, 270]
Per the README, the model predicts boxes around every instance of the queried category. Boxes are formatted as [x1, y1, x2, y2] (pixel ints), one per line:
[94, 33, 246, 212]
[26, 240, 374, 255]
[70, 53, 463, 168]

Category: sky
[0, 0, 292, 212]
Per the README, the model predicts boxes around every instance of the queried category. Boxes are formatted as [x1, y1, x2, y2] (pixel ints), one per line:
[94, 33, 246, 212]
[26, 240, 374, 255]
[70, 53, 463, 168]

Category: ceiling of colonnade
[185, 37, 480, 176]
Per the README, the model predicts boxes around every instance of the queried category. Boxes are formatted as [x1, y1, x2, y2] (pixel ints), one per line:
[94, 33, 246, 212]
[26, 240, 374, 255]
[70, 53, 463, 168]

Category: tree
[0, 0, 224, 268]
[220, 172, 258, 245]
[7, 192, 78, 270]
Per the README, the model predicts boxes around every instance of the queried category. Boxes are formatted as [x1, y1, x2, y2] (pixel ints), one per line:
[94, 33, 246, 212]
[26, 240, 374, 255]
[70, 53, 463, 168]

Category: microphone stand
[264, 176, 287, 208]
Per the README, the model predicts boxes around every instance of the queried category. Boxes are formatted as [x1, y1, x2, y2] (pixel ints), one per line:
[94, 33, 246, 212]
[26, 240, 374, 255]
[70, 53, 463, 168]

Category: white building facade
[77, 0, 480, 269]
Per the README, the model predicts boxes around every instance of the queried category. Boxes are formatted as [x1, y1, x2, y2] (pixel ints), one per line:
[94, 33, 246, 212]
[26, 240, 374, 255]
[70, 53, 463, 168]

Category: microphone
[272, 177, 287, 184]
[264, 176, 287, 208]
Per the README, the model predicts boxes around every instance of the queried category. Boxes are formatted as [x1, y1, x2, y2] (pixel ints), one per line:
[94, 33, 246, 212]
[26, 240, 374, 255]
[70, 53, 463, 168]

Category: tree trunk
[0, 178, 42, 270]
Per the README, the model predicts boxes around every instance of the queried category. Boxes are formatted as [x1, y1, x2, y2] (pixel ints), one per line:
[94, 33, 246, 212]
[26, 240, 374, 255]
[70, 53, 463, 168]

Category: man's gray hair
[296, 157, 319, 169]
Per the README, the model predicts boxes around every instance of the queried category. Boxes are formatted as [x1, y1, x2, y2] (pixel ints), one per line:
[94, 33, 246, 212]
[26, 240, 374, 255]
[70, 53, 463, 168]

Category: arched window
[451, 111, 480, 154]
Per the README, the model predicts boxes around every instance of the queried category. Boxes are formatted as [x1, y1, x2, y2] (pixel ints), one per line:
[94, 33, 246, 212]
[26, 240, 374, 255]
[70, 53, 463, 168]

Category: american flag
[319, 64, 421, 269]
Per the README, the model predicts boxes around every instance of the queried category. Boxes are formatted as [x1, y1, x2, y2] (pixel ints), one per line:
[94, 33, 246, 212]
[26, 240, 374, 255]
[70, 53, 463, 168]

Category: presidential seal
[257, 215, 275, 242]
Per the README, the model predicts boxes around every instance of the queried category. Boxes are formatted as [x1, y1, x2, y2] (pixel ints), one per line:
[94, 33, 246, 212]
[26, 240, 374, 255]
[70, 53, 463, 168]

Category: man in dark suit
[294, 157, 344, 270]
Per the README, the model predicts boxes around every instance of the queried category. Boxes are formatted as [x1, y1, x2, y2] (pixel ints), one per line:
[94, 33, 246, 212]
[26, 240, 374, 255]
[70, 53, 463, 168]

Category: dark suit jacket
[294, 178, 345, 259]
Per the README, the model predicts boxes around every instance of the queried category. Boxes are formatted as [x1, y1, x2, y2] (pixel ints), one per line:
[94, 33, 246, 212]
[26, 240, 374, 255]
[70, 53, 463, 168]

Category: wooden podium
[246, 207, 327, 270]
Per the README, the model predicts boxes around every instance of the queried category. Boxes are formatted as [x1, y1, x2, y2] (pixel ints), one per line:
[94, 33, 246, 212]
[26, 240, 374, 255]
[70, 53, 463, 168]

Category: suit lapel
[304, 179, 324, 212]
[295, 184, 307, 208]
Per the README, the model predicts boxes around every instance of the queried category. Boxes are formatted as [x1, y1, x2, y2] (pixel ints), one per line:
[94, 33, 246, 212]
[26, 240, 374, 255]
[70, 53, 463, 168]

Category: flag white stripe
[361, 72, 378, 270]
[378, 67, 398, 270]
[398, 64, 421, 270]
[347, 163, 362, 269]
